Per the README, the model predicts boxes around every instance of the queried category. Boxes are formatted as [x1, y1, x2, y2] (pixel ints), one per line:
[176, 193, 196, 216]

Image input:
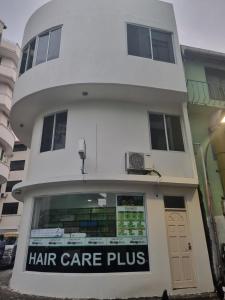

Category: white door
[166, 210, 196, 289]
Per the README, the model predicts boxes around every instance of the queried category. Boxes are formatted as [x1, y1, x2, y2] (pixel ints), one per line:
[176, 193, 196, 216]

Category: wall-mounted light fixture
[78, 138, 87, 174]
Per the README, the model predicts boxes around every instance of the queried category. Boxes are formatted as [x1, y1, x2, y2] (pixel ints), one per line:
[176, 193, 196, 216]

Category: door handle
[188, 242, 192, 251]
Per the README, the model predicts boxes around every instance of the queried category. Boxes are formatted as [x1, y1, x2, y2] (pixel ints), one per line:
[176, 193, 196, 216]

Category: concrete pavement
[0, 268, 220, 300]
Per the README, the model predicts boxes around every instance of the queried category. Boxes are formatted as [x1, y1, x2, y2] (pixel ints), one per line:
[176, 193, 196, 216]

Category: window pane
[152, 30, 175, 63]
[27, 194, 149, 273]
[27, 38, 36, 70]
[47, 28, 62, 61]
[2, 203, 19, 215]
[205, 68, 225, 100]
[19, 46, 28, 75]
[13, 143, 27, 152]
[40, 115, 54, 153]
[164, 196, 185, 209]
[36, 33, 49, 65]
[10, 160, 25, 171]
[53, 112, 67, 150]
[149, 114, 167, 150]
[5, 181, 22, 193]
[33, 194, 117, 237]
[127, 24, 151, 59]
[166, 115, 184, 151]
[31, 193, 147, 242]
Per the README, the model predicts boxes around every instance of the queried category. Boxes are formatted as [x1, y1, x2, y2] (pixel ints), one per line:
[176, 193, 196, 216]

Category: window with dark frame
[151, 29, 175, 63]
[2, 202, 19, 215]
[149, 113, 184, 151]
[13, 143, 27, 152]
[5, 181, 22, 193]
[10, 160, 25, 171]
[164, 196, 185, 209]
[40, 111, 67, 153]
[127, 24, 152, 59]
[127, 23, 175, 64]
[19, 26, 62, 76]
[205, 68, 225, 101]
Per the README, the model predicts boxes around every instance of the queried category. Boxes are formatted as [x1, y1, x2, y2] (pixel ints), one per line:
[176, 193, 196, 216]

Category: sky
[0, 0, 225, 52]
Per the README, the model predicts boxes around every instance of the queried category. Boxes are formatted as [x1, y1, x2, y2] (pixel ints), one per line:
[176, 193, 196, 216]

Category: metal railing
[187, 80, 225, 107]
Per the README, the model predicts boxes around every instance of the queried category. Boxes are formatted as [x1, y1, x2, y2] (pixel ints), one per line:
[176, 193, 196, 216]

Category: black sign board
[26, 245, 150, 273]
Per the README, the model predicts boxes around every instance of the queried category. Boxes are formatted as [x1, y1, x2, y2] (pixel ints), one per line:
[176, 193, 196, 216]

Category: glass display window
[27, 193, 150, 273]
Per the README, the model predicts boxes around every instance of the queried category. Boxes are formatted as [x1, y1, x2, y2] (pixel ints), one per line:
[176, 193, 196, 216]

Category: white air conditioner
[125, 152, 153, 173]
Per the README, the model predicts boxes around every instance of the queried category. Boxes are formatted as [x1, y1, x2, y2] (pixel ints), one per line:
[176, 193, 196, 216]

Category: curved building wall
[10, 0, 214, 298]
[11, 0, 187, 145]
[0, 38, 19, 183]
[25, 100, 194, 184]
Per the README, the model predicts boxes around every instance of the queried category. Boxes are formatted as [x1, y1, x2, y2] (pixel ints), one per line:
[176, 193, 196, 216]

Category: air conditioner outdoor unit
[125, 152, 153, 174]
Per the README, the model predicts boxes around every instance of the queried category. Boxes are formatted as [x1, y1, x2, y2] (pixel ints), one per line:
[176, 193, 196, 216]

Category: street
[0, 269, 66, 300]
[0, 268, 220, 300]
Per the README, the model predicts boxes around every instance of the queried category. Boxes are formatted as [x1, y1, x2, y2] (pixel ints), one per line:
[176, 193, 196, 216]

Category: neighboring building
[0, 24, 20, 195]
[0, 142, 29, 235]
[10, 0, 213, 298]
[0, 20, 6, 43]
[182, 45, 225, 276]
[0, 22, 30, 238]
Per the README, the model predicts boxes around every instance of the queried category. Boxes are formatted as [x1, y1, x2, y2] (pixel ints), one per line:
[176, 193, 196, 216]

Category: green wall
[184, 58, 224, 217]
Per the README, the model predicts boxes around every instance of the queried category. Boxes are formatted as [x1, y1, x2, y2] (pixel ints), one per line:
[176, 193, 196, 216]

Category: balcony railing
[0, 93, 11, 114]
[0, 63, 17, 88]
[0, 161, 9, 184]
[187, 80, 225, 108]
[0, 123, 15, 155]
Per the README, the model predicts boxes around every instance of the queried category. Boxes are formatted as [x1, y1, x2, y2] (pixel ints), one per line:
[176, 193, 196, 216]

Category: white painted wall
[0, 39, 18, 182]
[26, 100, 195, 184]
[11, 183, 214, 298]
[0, 83, 12, 97]
[0, 148, 29, 233]
[15, 0, 185, 100]
[9, 0, 213, 298]
[11, 0, 187, 145]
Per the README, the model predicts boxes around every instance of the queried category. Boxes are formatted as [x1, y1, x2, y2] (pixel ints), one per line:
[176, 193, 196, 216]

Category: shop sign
[26, 245, 149, 273]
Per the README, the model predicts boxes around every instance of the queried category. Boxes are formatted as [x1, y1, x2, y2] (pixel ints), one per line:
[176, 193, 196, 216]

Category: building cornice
[181, 45, 225, 63]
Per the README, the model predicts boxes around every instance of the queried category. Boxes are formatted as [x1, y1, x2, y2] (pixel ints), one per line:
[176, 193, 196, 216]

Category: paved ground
[0, 268, 220, 300]
[0, 269, 65, 300]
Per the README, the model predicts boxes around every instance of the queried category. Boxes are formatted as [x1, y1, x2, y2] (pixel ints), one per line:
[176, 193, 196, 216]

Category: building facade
[182, 45, 225, 277]
[0, 22, 25, 237]
[0, 24, 20, 193]
[0, 142, 29, 235]
[10, 0, 213, 298]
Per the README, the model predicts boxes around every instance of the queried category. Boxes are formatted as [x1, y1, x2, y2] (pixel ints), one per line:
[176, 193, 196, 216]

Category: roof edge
[181, 44, 225, 61]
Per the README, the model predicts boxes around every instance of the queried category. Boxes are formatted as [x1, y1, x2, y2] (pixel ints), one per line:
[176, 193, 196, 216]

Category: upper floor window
[13, 143, 27, 152]
[10, 160, 25, 171]
[5, 180, 22, 193]
[2, 202, 19, 215]
[36, 27, 62, 65]
[40, 111, 67, 153]
[205, 68, 225, 101]
[19, 26, 62, 76]
[149, 113, 184, 151]
[127, 24, 175, 64]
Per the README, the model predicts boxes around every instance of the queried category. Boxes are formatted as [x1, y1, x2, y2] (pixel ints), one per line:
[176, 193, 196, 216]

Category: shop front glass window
[27, 193, 149, 273]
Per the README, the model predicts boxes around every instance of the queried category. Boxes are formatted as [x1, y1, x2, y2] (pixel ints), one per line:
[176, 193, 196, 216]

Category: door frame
[164, 201, 196, 290]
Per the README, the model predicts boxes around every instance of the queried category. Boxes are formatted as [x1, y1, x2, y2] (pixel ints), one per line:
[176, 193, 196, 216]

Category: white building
[0, 142, 29, 235]
[10, 0, 214, 298]
[0, 22, 25, 236]
[0, 22, 20, 200]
